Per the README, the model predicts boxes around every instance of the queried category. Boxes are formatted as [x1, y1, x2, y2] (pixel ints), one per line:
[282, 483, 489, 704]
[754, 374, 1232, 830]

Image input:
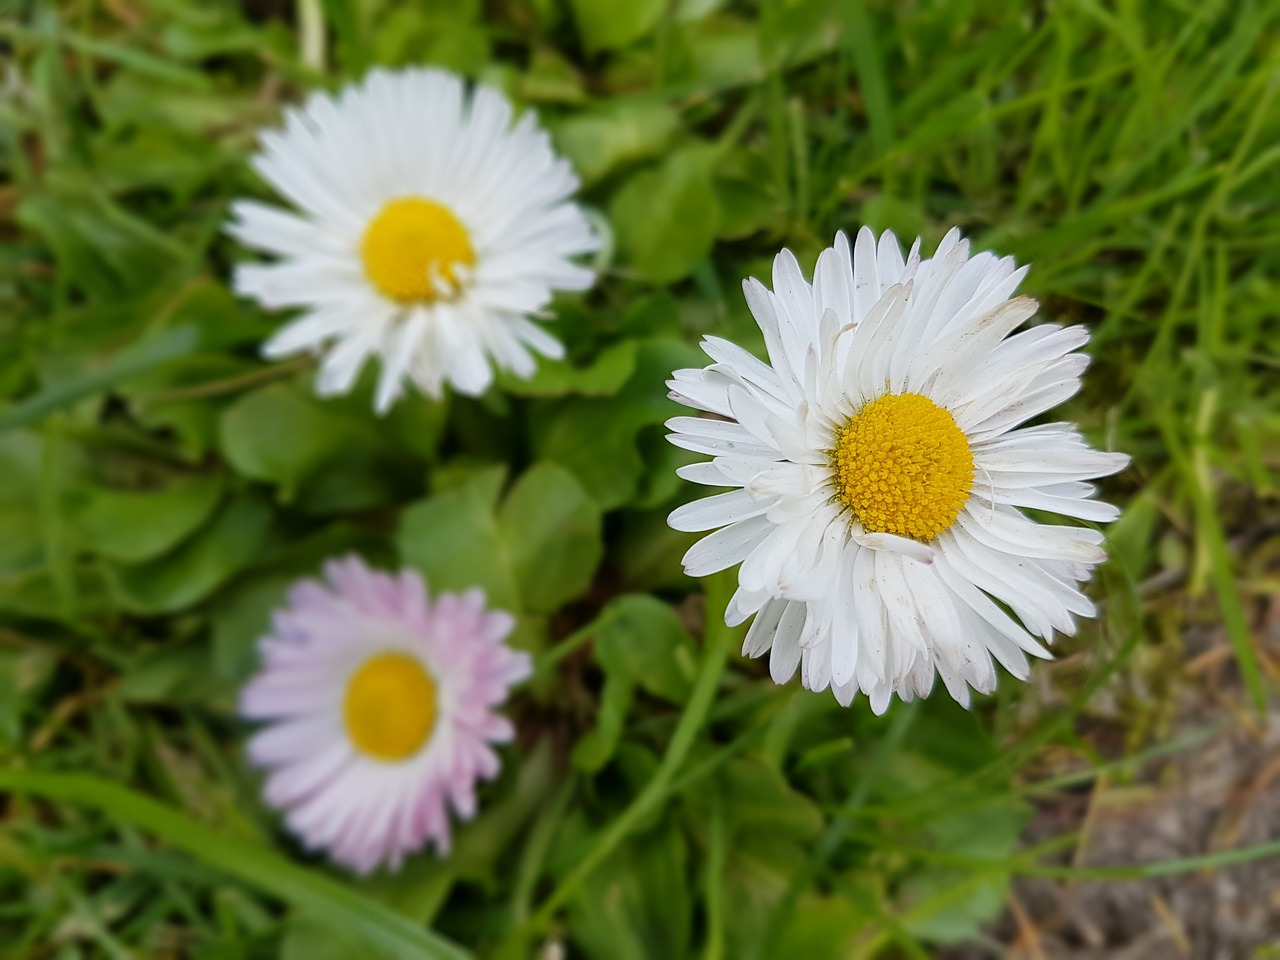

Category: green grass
[2, 0, 1279, 957]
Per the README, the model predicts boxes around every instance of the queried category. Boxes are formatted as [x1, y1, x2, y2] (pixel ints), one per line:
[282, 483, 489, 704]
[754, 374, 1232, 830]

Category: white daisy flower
[240, 555, 531, 874]
[227, 67, 599, 412]
[667, 228, 1129, 714]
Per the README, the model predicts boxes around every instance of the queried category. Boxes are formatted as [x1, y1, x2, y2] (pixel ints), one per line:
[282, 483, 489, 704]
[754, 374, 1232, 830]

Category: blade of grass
[749, 702, 921, 960]
[0, 326, 199, 433]
[839, 0, 893, 156]
[501, 569, 739, 951]
[0, 770, 472, 960]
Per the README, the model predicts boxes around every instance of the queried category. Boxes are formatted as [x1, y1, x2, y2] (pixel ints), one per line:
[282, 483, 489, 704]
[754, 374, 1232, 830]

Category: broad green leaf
[598, 595, 695, 704]
[65, 473, 225, 563]
[399, 463, 603, 615]
[572, 659, 634, 773]
[219, 383, 412, 511]
[770, 893, 869, 959]
[531, 340, 703, 509]
[0, 565, 114, 623]
[713, 150, 780, 241]
[282, 915, 371, 960]
[562, 820, 692, 960]
[614, 509, 697, 592]
[518, 48, 587, 104]
[722, 843, 816, 958]
[610, 145, 721, 284]
[568, 0, 665, 53]
[1106, 483, 1159, 579]
[106, 495, 273, 614]
[0, 433, 52, 577]
[681, 17, 764, 92]
[498, 341, 638, 398]
[382, 10, 490, 73]
[498, 463, 603, 614]
[699, 758, 824, 841]
[397, 467, 518, 610]
[899, 797, 1029, 943]
[551, 100, 679, 186]
[219, 385, 345, 501]
[119, 641, 229, 706]
[212, 572, 294, 683]
[572, 594, 695, 771]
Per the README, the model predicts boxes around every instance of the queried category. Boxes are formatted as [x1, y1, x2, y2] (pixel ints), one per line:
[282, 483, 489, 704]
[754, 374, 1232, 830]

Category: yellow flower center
[343, 651, 437, 762]
[830, 392, 974, 541]
[360, 196, 476, 304]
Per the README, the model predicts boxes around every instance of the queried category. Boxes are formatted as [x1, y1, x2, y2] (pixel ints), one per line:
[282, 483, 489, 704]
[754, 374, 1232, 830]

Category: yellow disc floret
[831, 392, 974, 541]
[361, 196, 476, 304]
[343, 651, 437, 762]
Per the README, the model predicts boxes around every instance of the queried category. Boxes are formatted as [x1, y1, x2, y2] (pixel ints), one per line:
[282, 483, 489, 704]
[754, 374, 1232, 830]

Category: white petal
[228, 68, 595, 411]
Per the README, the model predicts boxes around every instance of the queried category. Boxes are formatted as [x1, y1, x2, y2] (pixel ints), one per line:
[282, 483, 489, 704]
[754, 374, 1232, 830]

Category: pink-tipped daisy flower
[240, 555, 530, 874]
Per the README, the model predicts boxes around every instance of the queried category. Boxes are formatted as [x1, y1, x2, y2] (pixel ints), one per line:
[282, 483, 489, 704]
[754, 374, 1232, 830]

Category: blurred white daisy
[667, 228, 1128, 714]
[240, 555, 530, 874]
[228, 67, 599, 411]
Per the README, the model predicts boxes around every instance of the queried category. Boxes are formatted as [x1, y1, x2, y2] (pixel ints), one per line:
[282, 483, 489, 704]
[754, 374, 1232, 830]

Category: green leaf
[372, 4, 490, 72]
[568, 0, 665, 53]
[219, 383, 413, 511]
[706, 758, 824, 841]
[562, 820, 692, 960]
[572, 594, 695, 771]
[0, 327, 200, 434]
[106, 495, 273, 614]
[218, 385, 347, 501]
[572, 661, 633, 773]
[610, 145, 721, 284]
[65, 473, 224, 563]
[551, 99, 679, 186]
[498, 341, 638, 398]
[498, 463, 603, 614]
[398, 463, 604, 615]
[282, 915, 371, 960]
[0, 433, 53, 577]
[0, 771, 471, 960]
[15, 171, 188, 299]
[531, 340, 703, 509]
[770, 893, 869, 959]
[900, 797, 1029, 943]
[599, 595, 696, 704]
[119, 641, 229, 706]
[397, 467, 518, 610]
[518, 48, 588, 104]
[713, 151, 780, 241]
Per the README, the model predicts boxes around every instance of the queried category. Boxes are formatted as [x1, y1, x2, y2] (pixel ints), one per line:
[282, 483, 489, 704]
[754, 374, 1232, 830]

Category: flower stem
[507, 570, 738, 948]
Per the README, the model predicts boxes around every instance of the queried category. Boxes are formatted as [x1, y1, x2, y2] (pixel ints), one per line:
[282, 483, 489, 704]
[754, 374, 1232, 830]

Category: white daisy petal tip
[240, 554, 528, 874]
[228, 67, 597, 410]
[668, 226, 1128, 712]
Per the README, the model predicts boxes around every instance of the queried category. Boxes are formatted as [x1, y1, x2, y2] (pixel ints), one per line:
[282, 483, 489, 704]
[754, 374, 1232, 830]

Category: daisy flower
[240, 555, 531, 874]
[228, 67, 599, 412]
[667, 228, 1128, 714]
